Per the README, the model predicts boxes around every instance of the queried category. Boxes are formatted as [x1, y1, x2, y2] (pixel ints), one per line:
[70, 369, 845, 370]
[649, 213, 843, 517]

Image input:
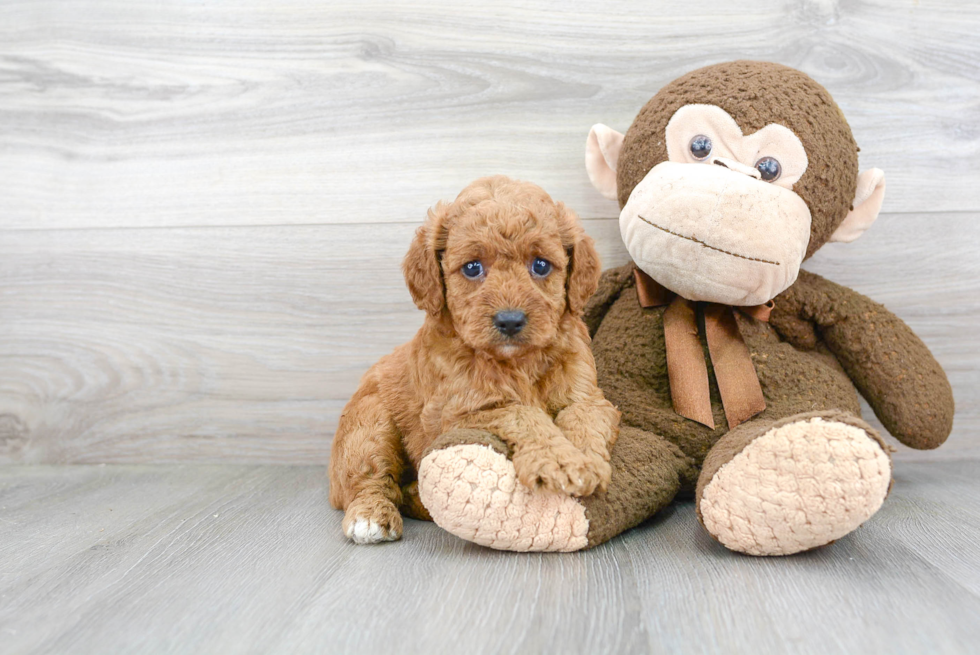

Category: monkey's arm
[582, 262, 636, 338]
[773, 269, 953, 450]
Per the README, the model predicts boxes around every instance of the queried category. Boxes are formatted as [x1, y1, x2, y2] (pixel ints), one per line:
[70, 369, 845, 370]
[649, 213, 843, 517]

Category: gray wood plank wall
[2, 0, 978, 464]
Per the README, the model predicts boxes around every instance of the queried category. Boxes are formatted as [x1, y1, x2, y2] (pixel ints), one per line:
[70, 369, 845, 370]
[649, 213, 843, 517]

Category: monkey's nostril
[713, 159, 729, 170]
[493, 310, 527, 337]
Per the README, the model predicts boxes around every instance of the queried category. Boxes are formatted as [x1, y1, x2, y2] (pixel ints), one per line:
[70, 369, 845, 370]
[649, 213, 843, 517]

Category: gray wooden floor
[2, 460, 979, 655]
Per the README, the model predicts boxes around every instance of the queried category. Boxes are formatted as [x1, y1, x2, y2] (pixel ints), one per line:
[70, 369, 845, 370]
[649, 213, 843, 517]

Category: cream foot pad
[699, 417, 892, 556]
[418, 444, 589, 552]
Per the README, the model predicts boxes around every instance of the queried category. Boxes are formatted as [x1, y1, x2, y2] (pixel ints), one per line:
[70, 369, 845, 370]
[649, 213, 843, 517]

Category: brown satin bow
[634, 268, 773, 430]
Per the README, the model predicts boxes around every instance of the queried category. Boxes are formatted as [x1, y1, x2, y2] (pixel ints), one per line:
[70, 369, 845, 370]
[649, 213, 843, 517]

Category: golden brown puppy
[329, 176, 620, 544]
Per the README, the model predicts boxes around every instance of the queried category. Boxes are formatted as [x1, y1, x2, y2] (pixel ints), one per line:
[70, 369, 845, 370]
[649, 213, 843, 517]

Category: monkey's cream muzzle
[620, 162, 811, 307]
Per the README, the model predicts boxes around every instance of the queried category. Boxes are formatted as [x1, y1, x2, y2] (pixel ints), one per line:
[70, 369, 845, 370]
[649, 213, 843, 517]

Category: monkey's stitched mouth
[637, 215, 780, 266]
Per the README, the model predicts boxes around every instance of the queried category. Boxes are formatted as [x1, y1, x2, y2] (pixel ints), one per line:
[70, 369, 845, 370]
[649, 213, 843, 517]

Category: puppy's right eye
[530, 257, 552, 278]
[461, 260, 484, 279]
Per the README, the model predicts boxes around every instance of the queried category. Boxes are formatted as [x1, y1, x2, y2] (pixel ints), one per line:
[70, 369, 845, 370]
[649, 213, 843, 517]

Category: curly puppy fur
[329, 176, 621, 543]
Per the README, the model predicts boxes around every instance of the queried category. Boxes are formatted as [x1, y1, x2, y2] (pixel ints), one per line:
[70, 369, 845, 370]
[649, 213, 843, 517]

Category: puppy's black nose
[493, 310, 527, 337]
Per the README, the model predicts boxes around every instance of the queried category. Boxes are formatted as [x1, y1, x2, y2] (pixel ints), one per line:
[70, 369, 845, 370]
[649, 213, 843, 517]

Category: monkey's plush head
[586, 61, 886, 306]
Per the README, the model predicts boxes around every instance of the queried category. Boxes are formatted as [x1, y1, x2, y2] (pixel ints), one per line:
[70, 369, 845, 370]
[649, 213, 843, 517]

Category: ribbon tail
[633, 268, 675, 307]
[663, 297, 715, 430]
[703, 304, 767, 429]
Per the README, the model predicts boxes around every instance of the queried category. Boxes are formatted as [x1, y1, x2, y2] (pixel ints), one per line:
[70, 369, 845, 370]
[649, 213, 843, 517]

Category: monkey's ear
[403, 203, 448, 316]
[830, 168, 886, 243]
[586, 124, 625, 201]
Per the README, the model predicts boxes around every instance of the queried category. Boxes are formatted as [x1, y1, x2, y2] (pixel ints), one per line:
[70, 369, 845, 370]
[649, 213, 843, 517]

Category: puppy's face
[403, 177, 601, 360]
[442, 206, 568, 358]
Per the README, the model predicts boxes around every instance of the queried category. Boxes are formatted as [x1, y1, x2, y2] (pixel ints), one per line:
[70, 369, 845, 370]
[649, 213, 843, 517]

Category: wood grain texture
[1, 213, 976, 464]
[0, 0, 977, 464]
[0, 0, 978, 230]
[1, 461, 978, 654]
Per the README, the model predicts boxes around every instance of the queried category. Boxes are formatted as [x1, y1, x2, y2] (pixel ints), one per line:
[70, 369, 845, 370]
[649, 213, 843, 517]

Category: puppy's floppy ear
[558, 202, 602, 316]
[403, 202, 448, 316]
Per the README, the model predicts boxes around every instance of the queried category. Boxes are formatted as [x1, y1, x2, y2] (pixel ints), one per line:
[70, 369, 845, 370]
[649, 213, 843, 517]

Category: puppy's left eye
[461, 260, 484, 279]
[530, 258, 552, 278]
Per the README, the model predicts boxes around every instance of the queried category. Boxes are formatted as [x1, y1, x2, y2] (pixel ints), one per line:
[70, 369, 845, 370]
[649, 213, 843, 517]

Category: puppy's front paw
[342, 496, 403, 544]
[513, 443, 611, 497]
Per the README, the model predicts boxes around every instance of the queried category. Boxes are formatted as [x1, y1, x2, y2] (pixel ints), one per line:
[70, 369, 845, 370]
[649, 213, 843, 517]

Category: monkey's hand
[777, 270, 954, 450]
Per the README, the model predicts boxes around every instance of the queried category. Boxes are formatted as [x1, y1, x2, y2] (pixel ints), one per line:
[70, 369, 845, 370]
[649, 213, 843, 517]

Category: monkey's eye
[461, 260, 484, 279]
[755, 156, 781, 182]
[689, 135, 712, 160]
[530, 257, 552, 278]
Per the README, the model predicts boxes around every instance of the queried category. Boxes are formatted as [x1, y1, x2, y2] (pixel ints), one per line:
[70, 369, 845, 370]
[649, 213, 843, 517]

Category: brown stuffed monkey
[416, 61, 954, 555]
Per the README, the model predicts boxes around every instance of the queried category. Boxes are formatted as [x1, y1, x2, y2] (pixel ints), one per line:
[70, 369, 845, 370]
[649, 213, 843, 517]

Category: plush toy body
[418, 61, 954, 555]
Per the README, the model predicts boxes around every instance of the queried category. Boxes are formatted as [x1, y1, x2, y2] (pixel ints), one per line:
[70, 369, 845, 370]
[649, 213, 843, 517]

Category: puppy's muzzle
[493, 310, 527, 337]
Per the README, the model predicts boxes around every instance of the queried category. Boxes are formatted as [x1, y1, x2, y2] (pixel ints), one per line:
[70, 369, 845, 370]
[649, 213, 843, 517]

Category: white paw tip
[346, 518, 398, 544]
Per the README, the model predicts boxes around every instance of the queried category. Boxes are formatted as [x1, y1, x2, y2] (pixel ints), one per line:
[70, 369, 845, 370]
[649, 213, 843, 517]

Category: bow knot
[634, 268, 772, 430]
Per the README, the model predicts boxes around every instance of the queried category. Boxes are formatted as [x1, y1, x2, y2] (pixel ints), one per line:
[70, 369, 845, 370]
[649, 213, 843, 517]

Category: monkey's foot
[417, 427, 695, 552]
[696, 412, 892, 556]
[417, 430, 590, 552]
